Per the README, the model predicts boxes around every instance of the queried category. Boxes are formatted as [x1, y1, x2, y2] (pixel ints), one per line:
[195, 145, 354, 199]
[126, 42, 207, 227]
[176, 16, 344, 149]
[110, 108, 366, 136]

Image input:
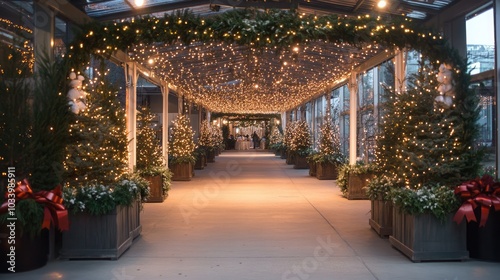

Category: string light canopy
[68, 9, 459, 114]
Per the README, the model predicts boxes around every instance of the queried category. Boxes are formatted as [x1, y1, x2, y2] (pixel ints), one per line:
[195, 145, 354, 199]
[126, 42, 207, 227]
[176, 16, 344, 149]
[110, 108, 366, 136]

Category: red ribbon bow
[453, 175, 500, 227]
[1, 179, 69, 231]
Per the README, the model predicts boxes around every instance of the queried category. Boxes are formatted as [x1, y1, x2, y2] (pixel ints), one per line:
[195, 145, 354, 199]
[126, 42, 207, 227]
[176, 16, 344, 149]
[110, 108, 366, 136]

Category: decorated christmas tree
[169, 114, 196, 164]
[376, 60, 481, 188]
[198, 119, 213, 150]
[136, 106, 164, 170]
[65, 65, 128, 187]
[269, 125, 284, 149]
[289, 120, 312, 156]
[316, 114, 345, 164]
[284, 121, 296, 150]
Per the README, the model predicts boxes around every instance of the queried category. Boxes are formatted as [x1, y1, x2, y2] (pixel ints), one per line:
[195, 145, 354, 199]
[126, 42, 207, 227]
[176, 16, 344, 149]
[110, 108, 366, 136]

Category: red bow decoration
[453, 174, 500, 227]
[0, 179, 69, 231]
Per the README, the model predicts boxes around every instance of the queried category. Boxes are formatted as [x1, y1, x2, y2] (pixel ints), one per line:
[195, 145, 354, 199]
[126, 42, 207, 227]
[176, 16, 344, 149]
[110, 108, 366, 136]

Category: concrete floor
[8, 151, 500, 279]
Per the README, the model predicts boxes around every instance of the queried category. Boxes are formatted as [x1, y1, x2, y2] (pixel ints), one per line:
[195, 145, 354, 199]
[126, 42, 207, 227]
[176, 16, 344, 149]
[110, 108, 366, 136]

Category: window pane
[467, 8, 494, 74]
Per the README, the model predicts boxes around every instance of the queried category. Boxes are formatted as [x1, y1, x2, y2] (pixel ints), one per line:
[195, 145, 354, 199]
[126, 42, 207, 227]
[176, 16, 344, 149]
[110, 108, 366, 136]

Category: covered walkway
[10, 151, 500, 280]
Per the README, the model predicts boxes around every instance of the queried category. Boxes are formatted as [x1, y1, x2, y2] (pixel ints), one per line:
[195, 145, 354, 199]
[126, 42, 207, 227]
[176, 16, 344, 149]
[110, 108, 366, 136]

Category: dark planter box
[389, 207, 468, 262]
[280, 149, 287, 159]
[369, 199, 393, 237]
[60, 205, 132, 260]
[171, 162, 193, 181]
[309, 161, 317, 176]
[0, 227, 49, 272]
[206, 149, 215, 163]
[347, 173, 372, 200]
[129, 199, 142, 240]
[144, 175, 165, 203]
[294, 154, 309, 169]
[316, 162, 338, 180]
[274, 149, 280, 156]
[194, 154, 206, 170]
[467, 208, 500, 262]
[286, 151, 296, 165]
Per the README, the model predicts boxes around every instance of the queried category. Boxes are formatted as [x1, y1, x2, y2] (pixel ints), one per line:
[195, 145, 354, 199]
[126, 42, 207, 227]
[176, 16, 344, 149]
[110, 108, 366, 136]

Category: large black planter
[0, 227, 49, 272]
[467, 209, 500, 262]
[206, 149, 215, 163]
[293, 154, 309, 169]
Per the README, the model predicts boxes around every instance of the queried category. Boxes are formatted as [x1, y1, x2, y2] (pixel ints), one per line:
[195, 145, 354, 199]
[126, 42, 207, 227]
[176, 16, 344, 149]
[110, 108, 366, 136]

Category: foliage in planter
[269, 126, 284, 150]
[198, 120, 214, 151]
[0, 46, 71, 238]
[372, 57, 482, 219]
[169, 114, 196, 165]
[65, 60, 128, 187]
[283, 121, 296, 153]
[337, 162, 378, 196]
[365, 175, 402, 201]
[289, 120, 312, 156]
[211, 125, 224, 150]
[389, 185, 460, 222]
[454, 174, 500, 227]
[137, 166, 172, 198]
[315, 115, 346, 164]
[63, 176, 149, 215]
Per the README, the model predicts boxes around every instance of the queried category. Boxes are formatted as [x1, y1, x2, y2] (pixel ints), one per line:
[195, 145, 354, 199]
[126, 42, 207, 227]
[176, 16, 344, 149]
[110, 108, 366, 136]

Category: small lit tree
[289, 120, 312, 156]
[169, 114, 196, 164]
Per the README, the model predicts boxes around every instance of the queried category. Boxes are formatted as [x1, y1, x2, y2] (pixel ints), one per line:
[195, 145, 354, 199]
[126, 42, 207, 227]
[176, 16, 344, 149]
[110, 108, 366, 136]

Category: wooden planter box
[316, 162, 338, 180]
[280, 149, 287, 159]
[286, 151, 296, 165]
[194, 154, 206, 170]
[60, 205, 132, 260]
[274, 149, 280, 156]
[466, 208, 500, 262]
[129, 199, 142, 239]
[206, 149, 215, 163]
[389, 207, 468, 262]
[293, 154, 309, 169]
[0, 227, 49, 272]
[369, 199, 393, 237]
[144, 175, 165, 203]
[347, 173, 372, 200]
[171, 162, 193, 181]
[309, 161, 317, 176]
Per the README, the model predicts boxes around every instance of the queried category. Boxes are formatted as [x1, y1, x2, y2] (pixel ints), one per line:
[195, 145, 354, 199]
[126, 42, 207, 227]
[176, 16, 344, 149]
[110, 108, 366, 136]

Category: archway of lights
[68, 9, 465, 114]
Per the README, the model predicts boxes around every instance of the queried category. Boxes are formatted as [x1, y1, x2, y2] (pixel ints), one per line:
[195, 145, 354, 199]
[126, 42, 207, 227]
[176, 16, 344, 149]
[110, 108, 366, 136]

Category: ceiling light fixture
[135, 0, 144, 7]
[377, 0, 387, 8]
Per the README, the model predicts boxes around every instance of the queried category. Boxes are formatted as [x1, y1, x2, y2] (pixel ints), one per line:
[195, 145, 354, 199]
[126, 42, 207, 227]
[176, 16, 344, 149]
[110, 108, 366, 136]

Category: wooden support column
[349, 71, 358, 165]
[126, 62, 138, 172]
[161, 82, 169, 167]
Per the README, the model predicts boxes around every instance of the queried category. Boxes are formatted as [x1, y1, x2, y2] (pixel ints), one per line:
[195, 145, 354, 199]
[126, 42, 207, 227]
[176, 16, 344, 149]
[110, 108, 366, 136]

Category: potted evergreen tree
[373, 60, 481, 261]
[198, 120, 214, 163]
[169, 114, 196, 181]
[136, 106, 172, 203]
[289, 120, 312, 169]
[61, 63, 148, 259]
[314, 116, 346, 180]
[0, 49, 70, 272]
[269, 126, 284, 156]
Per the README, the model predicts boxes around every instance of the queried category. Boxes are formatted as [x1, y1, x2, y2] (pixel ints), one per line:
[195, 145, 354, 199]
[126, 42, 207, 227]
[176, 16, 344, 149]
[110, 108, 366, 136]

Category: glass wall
[357, 69, 376, 163]
[466, 6, 496, 173]
[331, 84, 350, 155]
[314, 96, 325, 148]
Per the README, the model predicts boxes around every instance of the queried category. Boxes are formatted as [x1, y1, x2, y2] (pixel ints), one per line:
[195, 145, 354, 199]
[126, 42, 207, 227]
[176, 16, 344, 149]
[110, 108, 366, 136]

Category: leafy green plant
[63, 176, 149, 215]
[0, 199, 43, 239]
[365, 175, 401, 201]
[390, 185, 460, 222]
[337, 162, 378, 196]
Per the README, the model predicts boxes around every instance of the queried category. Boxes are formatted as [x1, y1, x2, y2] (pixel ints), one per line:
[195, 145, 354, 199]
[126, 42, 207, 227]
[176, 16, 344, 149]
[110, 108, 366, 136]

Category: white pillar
[126, 62, 138, 172]
[161, 82, 169, 168]
[281, 112, 286, 130]
[349, 71, 358, 165]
